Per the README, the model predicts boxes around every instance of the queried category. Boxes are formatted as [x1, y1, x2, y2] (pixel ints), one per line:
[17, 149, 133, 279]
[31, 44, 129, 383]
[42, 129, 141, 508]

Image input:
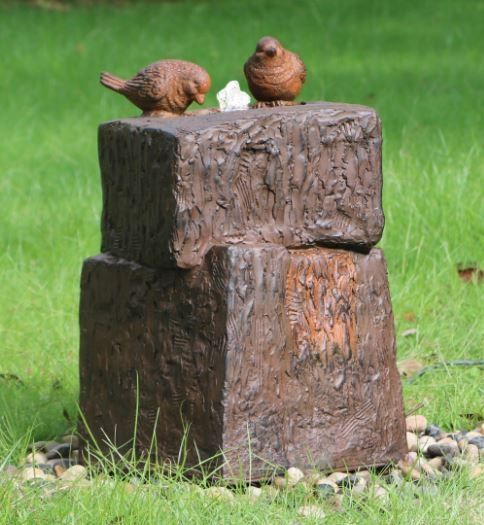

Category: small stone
[407, 451, 418, 463]
[246, 486, 262, 501]
[356, 470, 370, 480]
[274, 476, 287, 489]
[297, 505, 326, 519]
[438, 436, 458, 445]
[407, 432, 419, 452]
[28, 441, 47, 453]
[1, 465, 18, 477]
[53, 463, 66, 477]
[397, 459, 421, 480]
[24, 452, 47, 465]
[383, 469, 403, 485]
[468, 436, 484, 449]
[448, 457, 470, 470]
[480, 423, 484, 435]
[205, 486, 235, 502]
[315, 478, 338, 498]
[45, 443, 72, 460]
[427, 457, 444, 471]
[406, 415, 427, 434]
[427, 443, 459, 458]
[373, 484, 389, 504]
[462, 444, 479, 464]
[287, 467, 304, 485]
[328, 471, 347, 483]
[415, 458, 439, 477]
[425, 424, 443, 439]
[59, 465, 87, 482]
[336, 474, 360, 489]
[44, 441, 61, 453]
[469, 465, 483, 480]
[47, 458, 74, 469]
[447, 431, 466, 442]
[216, 81, 251, 112]
[465, 431, 482, 440]
[61, 435, 80, 449]
[417, 435, 436, 453]
[21, 467, 47, 481]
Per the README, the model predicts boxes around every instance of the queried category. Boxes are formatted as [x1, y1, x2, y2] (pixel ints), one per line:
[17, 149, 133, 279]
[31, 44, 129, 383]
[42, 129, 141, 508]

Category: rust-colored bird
[100, 60, 211, 117]
[244, 36, 306, 106]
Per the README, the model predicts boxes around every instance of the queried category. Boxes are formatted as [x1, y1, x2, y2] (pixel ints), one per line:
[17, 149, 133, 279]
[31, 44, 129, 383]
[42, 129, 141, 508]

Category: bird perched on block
[244, 36, 306, 107]
[100, 60, 211, 117]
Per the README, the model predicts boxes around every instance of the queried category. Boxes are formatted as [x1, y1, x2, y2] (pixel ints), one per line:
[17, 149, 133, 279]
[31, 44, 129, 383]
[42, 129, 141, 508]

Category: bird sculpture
[244, 36, 306, 107]
[100, 60, 211, 117]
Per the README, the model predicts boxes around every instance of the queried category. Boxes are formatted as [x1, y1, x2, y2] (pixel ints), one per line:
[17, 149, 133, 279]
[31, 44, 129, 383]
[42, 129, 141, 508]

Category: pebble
[469, 465, 483, 480]
[246, 486, 262, 500]
[287, 467, 304, 485]
[28, 441, 47, 453]
[273, 476, 287, 489]
[46, 443, 72, 460]
[426, 443, 459, 458]
[373, 484, 389, 504]
[425, 424, 443, 439]
[21, 467, 47, 481]
[427, 457, 444, 471]
[337, 474, 366, 495]
[0, 465, 18, 477]
[406, 432, 419, 452]
[328, 471, 347, 484]
[406, 415, 427, 434]
[383, 469, 403, 485]
[481, 423, 484, 435]
[415, 458, 439, 478]
[397, 459, 421, 480]
[315, 478, 338, 497]
[356, 470, 370, 480]
[468, 435, 484, 449]
[447, 431, 466, 443]
[418, 435, 436, 453]
[24, 452, 47, 465]
[462, 444, 479, 464]
[61, 435, 80, 449]
[44, 441, 61, 453]
[205, 486, 235, 502]
[465, 431, 481, 440]
[59, 465, 87, 481]
[297, 505, 326, 519]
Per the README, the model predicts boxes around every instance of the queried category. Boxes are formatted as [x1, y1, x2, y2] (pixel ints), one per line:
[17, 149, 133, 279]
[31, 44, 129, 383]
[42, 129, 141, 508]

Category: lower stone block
[79, 246, 406, 478]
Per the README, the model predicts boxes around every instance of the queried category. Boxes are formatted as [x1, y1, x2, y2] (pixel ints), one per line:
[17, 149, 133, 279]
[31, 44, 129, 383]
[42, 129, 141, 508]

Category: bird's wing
[123, 66, 169, 104]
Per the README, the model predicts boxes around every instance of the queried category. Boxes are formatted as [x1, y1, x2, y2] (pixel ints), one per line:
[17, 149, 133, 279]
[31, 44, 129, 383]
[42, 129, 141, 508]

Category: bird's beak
[266, 46, 277, 57]
[194, 93, 205, 105]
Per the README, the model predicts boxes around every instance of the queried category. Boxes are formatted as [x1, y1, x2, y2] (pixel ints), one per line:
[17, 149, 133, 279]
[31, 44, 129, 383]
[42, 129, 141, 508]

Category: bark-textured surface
[79, 246, 406, 478]
[99, 102, 384, 269]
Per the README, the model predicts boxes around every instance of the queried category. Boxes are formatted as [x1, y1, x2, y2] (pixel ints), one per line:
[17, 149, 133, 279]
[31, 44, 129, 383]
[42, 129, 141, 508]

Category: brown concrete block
[79, 245, 406, 478]
[99, 102, 384, 269]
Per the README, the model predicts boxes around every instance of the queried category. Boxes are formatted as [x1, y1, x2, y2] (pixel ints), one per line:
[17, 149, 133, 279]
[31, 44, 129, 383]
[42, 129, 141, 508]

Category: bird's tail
[100, 71, 126, 92]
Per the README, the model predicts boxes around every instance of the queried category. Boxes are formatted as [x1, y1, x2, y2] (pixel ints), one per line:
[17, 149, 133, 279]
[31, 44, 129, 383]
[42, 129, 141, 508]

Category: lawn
[0, 0, 483, 523]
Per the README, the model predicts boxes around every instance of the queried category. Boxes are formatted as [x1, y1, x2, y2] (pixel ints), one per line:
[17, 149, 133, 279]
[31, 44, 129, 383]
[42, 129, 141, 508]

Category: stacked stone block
[79, 103, 407, 478]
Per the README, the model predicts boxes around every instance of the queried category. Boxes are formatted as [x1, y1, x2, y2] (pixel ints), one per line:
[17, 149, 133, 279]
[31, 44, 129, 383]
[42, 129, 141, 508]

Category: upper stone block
[99, 102, 384, 269]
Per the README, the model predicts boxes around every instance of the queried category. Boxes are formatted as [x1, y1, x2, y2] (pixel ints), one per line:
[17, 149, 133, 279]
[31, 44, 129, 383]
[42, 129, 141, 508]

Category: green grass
[0, 0, 483, 522]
